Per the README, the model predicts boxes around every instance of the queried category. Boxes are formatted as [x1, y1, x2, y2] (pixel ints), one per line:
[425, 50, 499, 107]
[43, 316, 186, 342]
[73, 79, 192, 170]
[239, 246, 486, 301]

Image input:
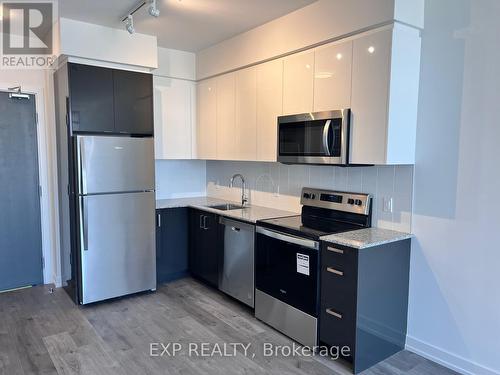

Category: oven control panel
[300, 188, 371, 215]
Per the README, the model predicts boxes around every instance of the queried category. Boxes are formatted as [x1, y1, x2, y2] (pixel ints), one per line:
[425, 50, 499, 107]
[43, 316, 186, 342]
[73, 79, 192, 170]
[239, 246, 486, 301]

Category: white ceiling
[59, 0, 316, 52]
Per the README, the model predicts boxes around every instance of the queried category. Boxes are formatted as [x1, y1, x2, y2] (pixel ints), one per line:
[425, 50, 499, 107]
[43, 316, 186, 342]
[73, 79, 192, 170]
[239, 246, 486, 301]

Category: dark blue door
[0, 91, 43, 291]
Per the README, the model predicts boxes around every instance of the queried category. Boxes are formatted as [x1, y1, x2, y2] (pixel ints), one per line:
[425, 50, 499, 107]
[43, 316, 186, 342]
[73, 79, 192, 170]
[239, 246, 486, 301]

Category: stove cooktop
[257, 214, 362, 241]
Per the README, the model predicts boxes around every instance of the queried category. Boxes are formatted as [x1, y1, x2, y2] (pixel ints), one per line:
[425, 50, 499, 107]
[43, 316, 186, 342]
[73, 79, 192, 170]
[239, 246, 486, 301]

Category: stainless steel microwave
[277, 109, 350, 165]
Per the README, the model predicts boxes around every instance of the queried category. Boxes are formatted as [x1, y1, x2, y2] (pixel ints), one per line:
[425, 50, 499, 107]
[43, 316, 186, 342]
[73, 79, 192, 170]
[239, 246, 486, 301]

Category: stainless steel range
[254, 188, 372, 347]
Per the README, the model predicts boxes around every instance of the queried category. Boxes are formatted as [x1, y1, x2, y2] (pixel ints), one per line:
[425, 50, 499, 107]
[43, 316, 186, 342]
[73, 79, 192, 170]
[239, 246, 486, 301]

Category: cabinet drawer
[322, 244, 357, 269]
[321, 270, 356, 310]
[320, 242, 357, 354]
[319, 304, 356, 355]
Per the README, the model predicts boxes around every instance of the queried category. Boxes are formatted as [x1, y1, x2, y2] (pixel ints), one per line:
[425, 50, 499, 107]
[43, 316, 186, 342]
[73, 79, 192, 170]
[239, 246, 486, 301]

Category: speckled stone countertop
[320, 228, 414, 249]
[156, 196, 297, 224]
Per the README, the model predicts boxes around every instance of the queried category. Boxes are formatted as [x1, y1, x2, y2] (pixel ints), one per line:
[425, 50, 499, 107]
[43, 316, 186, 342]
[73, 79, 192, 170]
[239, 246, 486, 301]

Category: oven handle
[256, 226, 319, 250]
[322, 119, 332, 156]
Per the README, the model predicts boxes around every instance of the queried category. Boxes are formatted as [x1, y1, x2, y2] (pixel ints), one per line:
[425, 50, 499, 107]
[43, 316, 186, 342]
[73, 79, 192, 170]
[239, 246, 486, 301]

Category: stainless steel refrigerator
[73, 135, 156, 304]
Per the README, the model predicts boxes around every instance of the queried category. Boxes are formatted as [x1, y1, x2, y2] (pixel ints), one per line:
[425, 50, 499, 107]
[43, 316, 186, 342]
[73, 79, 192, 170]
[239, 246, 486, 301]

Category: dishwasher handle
[219, 216, 255, 232]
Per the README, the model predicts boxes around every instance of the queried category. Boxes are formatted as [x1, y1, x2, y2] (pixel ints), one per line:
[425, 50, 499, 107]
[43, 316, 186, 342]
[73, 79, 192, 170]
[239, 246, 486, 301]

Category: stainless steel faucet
[230, 174, 248, 206]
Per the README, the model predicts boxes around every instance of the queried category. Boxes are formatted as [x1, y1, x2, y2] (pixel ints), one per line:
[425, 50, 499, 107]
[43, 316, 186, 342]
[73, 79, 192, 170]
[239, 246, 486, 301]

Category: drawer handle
[326, 308, 343, 319]
[326, 267, 344, 276]
[327, 246, 344, 254]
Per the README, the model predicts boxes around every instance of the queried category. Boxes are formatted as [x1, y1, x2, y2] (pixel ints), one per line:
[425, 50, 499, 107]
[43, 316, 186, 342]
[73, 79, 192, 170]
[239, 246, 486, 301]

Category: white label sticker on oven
[297, 253, 310, 276]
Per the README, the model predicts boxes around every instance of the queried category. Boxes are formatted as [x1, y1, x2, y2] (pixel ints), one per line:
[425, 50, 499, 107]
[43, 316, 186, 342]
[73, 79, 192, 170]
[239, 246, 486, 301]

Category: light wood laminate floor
[0, 278, 459, 375]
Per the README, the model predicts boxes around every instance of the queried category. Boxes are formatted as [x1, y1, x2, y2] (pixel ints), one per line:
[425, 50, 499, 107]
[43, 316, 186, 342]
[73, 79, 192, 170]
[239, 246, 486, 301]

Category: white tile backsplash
[206, 161, 414, 232]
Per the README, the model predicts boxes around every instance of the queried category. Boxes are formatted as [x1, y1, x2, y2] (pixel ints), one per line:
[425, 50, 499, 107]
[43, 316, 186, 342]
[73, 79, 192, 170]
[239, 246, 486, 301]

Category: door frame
[0, 82, 56, 286]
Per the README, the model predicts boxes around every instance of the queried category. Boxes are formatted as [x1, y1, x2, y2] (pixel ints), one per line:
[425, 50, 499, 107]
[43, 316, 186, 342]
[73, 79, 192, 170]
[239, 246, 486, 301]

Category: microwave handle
[322, 120, 332, 156]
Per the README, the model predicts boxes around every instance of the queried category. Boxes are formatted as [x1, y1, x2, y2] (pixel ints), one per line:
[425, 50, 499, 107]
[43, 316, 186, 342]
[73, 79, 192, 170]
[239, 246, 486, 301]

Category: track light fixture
[121, 0, 160, 34]
[124, 14, 135, 34]
[148, 0, 160, 17]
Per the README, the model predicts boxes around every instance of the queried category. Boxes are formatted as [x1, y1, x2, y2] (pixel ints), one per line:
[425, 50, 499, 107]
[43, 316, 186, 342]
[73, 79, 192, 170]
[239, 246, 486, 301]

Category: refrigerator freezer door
[79, 191, 156, 304]
[77, 135, 155, 195]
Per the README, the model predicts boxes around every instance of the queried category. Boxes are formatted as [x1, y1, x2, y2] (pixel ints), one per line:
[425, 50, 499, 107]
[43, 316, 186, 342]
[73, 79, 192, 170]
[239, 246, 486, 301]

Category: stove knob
[303, 193, 310, 199]
[347, 198, 355, 205]
[310, 194, 316, 199]
[355, 199, 363, 206]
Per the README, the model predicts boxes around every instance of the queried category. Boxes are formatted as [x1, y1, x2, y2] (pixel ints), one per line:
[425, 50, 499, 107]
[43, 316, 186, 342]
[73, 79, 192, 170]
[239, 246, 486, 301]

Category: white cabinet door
[216, 73, 236, 160]
[256, 59, 283, 162]
[313, 41, 352, 112]
[153, 76, 195, 159]
[235, 67, 257, 161]
[350, 29, 392, 165]
[196, 78, 217, 159]
[283, 51, 314, 115]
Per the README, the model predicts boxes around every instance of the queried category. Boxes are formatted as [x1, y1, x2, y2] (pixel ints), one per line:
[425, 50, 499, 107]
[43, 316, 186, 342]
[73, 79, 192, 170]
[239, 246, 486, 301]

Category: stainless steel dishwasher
[219, 217, 255, 308]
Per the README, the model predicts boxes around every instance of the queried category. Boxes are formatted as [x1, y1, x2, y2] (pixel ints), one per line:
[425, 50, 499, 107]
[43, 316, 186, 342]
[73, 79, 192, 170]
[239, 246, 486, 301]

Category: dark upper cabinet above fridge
[113, 69, 154, 135]
[68, 64, 115, 133]
[67, 62, 153, 136]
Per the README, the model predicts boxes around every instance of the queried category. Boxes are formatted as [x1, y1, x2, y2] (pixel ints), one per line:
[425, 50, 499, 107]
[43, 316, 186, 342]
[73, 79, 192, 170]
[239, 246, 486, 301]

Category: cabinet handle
[327, 246, 344, 254]
[326, 308, 342, 319]
[231, 226, 240, 232]
[203, 216, 208, 230]
[327, 267, 344, 276]
[157, 213, 161, 227]
[200, 215, 204, 229]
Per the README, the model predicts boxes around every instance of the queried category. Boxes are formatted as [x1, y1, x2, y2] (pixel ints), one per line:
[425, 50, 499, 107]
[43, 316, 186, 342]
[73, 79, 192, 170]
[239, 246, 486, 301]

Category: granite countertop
[320, 227, 414, 249]
[156, 196, 297, 224]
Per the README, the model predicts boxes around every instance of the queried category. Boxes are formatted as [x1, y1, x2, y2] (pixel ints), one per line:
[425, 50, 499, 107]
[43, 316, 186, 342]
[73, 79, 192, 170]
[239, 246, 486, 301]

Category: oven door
[277, 109, 350, 165]
[255, 227, 320, 317]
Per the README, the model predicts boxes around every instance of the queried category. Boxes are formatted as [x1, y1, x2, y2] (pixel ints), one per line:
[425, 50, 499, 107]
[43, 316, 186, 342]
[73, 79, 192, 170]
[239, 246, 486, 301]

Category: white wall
[406, 1, 500, 374]
[206, 161, 413, 233]
[58, 18, 158, 69]
[153, 47, 196, 80]
[197, 0, 424, 79]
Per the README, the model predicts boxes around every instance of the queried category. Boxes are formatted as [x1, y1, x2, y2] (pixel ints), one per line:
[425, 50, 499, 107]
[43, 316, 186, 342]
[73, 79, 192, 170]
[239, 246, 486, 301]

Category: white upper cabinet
[283, 51, 314, 115]
[350, 25, 421, 164]
[313, 41, 353, 112]
[153, 76, 195, 159]
[256, 59, 283, 162]
[196, 78, 217, 159]
[193, 24, 420, 165]
[216, 72, 236, 160]
[235, 67, 257, 161]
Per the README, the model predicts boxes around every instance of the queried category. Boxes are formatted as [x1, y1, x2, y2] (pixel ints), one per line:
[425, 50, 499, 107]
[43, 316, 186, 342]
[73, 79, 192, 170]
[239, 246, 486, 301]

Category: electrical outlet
[383, 197, 393, 213]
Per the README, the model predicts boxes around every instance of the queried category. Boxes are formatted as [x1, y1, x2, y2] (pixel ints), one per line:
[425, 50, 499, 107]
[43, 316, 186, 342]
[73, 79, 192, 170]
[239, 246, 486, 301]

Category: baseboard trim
[406, 336, 499, 375]
[53, 273, 63, 288]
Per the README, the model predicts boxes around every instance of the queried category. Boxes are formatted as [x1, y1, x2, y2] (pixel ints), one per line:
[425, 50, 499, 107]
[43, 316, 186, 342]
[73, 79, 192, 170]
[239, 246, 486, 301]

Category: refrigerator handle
[78, 137, 87, 195]
[81, 197, 89, 251]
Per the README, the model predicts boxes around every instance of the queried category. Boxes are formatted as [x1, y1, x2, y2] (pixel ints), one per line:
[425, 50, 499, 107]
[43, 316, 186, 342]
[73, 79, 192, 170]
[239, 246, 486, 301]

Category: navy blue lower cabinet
[156, 208, 189, 284]
[319, 240, 411, 374]
[188, 209, 220, 287]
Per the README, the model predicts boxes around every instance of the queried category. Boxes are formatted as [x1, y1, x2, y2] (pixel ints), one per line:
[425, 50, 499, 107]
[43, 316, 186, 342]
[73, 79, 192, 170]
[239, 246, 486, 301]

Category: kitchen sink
[208, 203, 247, 211]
